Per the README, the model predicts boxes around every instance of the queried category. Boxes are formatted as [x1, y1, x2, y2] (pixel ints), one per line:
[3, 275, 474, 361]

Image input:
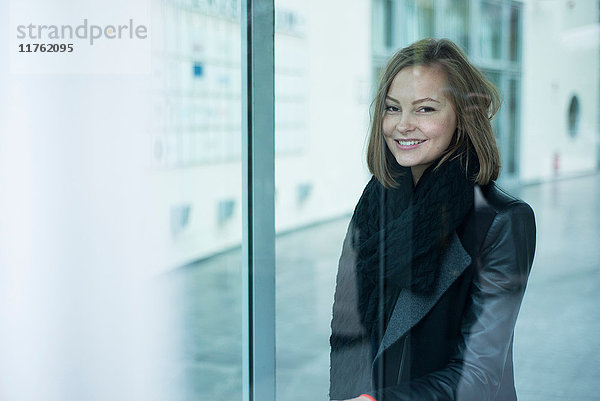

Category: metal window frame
[241, 1, 276, 401]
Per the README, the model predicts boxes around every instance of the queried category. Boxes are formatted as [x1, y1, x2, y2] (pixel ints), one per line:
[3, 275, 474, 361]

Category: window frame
[241, 1, 276, 401]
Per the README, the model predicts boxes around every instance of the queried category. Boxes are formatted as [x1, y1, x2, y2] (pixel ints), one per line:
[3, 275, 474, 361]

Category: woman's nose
[396, 113, 415, 134]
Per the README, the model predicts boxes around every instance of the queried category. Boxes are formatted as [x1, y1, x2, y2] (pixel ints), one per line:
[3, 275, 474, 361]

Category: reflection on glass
[567, 95, 580, 139]
[154, 5, 242, 167]
[398, 0, 417, 45]
[397, 0, 434, 46]
[372, 0, 385, 53]
[275, 6, 308, 156]
[508, 79, 519, 174]
[509, 5, 521, 62]
[484, 70, 502, 140]
[384, 0, 394, 48]
[162, 252, 242, 400]
[479, 1, 503, 60]
[443, 0, 469, 51]
[274, 0, 370, 400]
[416, 0, 435, 39]
[153, 1, 242, 400]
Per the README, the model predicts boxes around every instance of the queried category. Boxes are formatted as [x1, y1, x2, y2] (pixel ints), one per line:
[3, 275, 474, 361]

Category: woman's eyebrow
[385, 96, 441, 105]
[412, 97, 440, 105]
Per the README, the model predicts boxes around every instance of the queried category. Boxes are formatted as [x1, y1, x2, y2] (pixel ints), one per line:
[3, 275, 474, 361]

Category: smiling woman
[382, 64, 457, 184]
[329, 38, 536, 401]
[367, 39, 501, 190]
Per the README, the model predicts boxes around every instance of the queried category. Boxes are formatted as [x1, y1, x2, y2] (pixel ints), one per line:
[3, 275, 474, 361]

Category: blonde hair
[367, 38, 501, 187]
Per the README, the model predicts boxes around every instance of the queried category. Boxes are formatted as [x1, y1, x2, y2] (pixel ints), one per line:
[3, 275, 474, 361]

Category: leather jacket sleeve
[371, 202, 536, 401]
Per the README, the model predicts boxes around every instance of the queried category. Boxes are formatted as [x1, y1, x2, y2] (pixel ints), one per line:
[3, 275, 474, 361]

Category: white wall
[157, 0, 373, 269]
[275, 0, 372, 232]
[520, 0, 599, 182]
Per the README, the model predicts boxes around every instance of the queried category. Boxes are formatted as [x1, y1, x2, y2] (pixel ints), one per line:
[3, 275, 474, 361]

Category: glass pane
[384, 0, 394, 48]
[1, 0, 242, 400]
[399, 0, 417, 45]
[507, 78, 519, 175]
[367, 2, 598, 398]
[372, 0, 385, 52]
[416, 0, 435, 39]
[479, 1, 503, 60]
[152, 2, 242, 401]
[442, 0, 469, 51]
[397, 0, 434, 46]
[274, 0, 371, 399]
[509, 5, 521, 62]
[483, 69, 503, 141]
[269, 1, 597, 400]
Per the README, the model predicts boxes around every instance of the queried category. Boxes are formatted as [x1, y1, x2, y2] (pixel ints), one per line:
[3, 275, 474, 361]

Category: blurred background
[1, 0, 599, 400]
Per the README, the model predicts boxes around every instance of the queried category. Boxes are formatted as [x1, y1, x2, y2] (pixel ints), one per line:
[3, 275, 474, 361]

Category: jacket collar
[373, 230, 472, 361]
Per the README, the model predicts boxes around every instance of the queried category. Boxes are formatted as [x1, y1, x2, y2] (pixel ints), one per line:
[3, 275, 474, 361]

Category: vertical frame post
[598, 0, 600, 170]
[241, 1, 275, 401]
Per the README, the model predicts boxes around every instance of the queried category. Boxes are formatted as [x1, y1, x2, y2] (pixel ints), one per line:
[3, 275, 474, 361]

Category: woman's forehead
[387, 65, 450, 100]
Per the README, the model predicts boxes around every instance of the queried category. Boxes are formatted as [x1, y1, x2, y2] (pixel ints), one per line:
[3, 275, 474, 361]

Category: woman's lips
[394, 138, 426, 150]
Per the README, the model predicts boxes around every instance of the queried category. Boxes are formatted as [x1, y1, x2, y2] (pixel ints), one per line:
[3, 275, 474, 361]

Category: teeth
[397, 140, 423, 146]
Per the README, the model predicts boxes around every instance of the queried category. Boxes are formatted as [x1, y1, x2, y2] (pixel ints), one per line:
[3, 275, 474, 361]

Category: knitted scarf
[351, 155, 477, 344]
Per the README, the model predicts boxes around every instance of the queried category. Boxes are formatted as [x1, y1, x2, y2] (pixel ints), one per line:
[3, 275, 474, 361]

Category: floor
[159, 173, 600, 401]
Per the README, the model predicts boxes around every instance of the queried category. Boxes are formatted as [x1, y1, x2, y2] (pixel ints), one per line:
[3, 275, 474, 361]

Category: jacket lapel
[374, 231, 472, 361]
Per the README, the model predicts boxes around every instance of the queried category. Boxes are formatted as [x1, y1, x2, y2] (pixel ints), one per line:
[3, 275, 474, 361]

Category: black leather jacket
[330, 183, 536, 401]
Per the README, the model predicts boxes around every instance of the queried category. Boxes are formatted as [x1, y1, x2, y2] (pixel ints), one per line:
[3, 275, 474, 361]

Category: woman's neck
[411, 163, 432, 186]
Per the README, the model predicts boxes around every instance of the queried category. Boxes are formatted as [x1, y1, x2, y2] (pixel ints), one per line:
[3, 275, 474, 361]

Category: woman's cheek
[382, 117, 394, 137]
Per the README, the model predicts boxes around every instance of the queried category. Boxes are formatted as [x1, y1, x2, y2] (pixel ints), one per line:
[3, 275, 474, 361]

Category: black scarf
[351, 155, 477, 344]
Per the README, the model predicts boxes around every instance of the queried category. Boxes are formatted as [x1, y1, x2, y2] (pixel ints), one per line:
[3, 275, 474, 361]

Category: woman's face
[382, 64, 457, 184]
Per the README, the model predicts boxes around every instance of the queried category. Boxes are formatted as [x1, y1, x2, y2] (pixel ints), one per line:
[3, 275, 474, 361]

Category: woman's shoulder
[475, 183, 536, 278]
[462, 182, 535, 242]
[477, 182, 534, 218]
[468, 183, 536, 292]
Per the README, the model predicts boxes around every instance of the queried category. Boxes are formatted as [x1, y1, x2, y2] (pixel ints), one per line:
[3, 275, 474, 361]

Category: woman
[329, 39, 536, 401]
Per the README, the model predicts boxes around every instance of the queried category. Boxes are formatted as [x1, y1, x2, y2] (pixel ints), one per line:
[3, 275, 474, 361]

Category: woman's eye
[385, 105, 400, 112]
[417, 106, 435, 113]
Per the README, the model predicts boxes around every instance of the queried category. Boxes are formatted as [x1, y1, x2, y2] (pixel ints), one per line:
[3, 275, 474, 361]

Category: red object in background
[553, 153, 560, 174]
